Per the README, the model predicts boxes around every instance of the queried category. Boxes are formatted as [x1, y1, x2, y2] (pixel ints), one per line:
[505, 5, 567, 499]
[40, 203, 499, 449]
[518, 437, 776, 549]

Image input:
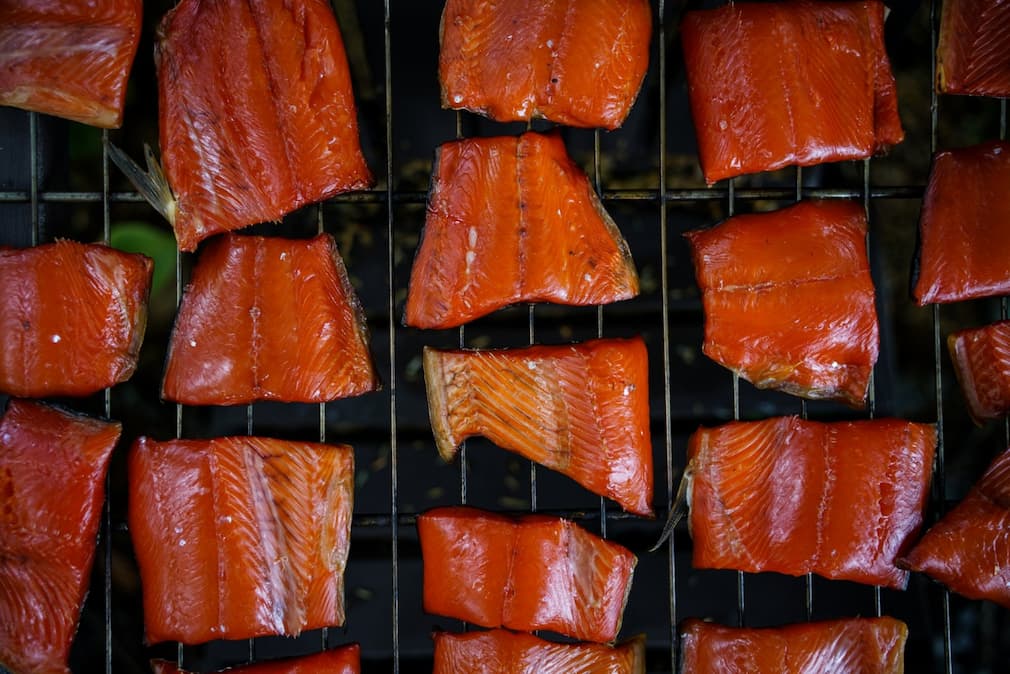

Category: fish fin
[649, 465, 692, 552]
[108, 141, 177, 225]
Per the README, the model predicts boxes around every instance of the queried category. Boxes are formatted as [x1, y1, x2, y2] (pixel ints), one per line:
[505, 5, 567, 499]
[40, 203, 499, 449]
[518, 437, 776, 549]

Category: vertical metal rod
[29, 112, 39, 246]
[102, 128, 113, 674]
[727, 177, 744, 626]
[594, 128, 607, 536]
[174, 138, 185, 669]
[528, 304, 537, 512]
[456, 111, 468, 507]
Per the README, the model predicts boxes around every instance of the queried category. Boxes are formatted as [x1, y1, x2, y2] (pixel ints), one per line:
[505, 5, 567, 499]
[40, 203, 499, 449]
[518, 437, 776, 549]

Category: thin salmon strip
[0, 399, 120, 674]
[685, 200, 879, 407]
[439, 0, 651, 129]
[680, 617, 908, 674]
[681, 1, 903, 184]
[913, 141, 1010, 304]
[937, 0, 1010, 96]
[151, 644, 360, 674]
[418, 507, 637, 643]
[423, 337, 653, 516]
[0, 240, 153, 398]
[162, 234, 377, 406]
[406, 131, 638, 329]
[949, 321, 1010, 424]
[687, 416, 935, 589]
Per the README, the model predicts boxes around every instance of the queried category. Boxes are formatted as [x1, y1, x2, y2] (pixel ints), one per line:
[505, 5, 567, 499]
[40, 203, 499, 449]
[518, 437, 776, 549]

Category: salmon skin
[423, 337, 653, 516]
[0, 0, 141, 127]
[948, 321, 1010, 424]
[685, 200, 879, 407]
[418, 507, 637, 643]
[151, 644, 360, 674]
[439, 0, 651, 129]
[681, 1, 903, 184]
[679, 617, 908, 674]
[162, 233, 377, 406]
[0, 399, 120, 674]
[686, 416, 935, 589]
[937, 0, 1010, 96]
[128, 436, 354, 645]
[407, 131, 638, 329]
[913, 140, 1010, 304]
[433, 629, 646, 674]
[0, 240, 153, 398]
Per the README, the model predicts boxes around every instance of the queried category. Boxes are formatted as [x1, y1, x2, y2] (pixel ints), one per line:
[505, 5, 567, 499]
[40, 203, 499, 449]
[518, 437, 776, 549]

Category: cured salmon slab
[687, 416, 935, 589]
[685, 200, 878, 407]
[439, 0, 651, 129]
[407, 131, 638, 329]
[0, 0, 141, 127]
[0, 399, 120, 674]
[0, 240, 153, 398]
[418, 507, 636, 643]
[162, 234, 377, 406]
[949, 320, 1010, 424]
[423, 337, 653, 516]
[681, 1, 903, 184]
[914, 140, 1010, 304]
[433, 629, 646, 674]
[937, 0, 1010, 96]
[128, 436, 354, 644]
[152, 645, 360, 674]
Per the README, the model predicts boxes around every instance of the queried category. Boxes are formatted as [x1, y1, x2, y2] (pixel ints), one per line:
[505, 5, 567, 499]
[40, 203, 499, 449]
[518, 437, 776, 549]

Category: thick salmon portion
[433, 630, 646, 674]
[913, 141, 1010, 304]
[680, 617, 908, 674]
[439, 0, 651, 129]
[418, 507, 637, 643]
[151, 645, 360, 674]
[162, 234, 377, 405]
[407, 131, 638, 329]
[682, 1, 903, 184]
[423, 337, 653, 516]
[687, 416, 935, 589]
[156, 0, 373, 251]
[938, 0, 1010, 96]
[949, 321, 1010, 424]
[685, 200, 878, 407]
[128, 436, 354, 644]
[0, 399, 120, 674]
[0, 0, 141, 127]
[0, 240, 153, 398]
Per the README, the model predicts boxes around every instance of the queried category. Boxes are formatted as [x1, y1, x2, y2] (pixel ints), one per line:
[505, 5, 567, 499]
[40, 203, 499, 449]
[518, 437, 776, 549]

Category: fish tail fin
[108, 141, 177, 225]
[649, 464, 692, 552]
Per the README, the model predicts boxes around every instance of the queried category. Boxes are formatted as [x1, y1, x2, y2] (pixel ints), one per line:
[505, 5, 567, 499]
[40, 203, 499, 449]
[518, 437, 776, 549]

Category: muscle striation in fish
[948, 320, 1010, 424]
[937, 0, 1010, 96]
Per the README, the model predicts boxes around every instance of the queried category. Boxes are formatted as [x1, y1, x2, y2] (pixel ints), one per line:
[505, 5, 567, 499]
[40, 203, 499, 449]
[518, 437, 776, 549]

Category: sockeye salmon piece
[432, 629, 646, 674]
[679, 617, 908, 674]
[687, 416, 935, 589]
[913, 140, 1010, 304]
[439, 0, 651, 129]
[155, 0, 373, 251]
[949, 321, 1010, 424]
[0, 399, 120, 674]
[681, 1, 903, 184]
[151, 644, 360, 674]
[937, 0, 1010, 96]
[423, 337, 653, 516]
[418, 507, 637, 643]
[129, 436, 354, 645]
[407, 131, 638, 329]
[0, 240, 153, 398]
[162, 233, 377, 405]
[0, 0, 141, 127]
[900, 446, 1010, 608]
[685, 200, 879, 407]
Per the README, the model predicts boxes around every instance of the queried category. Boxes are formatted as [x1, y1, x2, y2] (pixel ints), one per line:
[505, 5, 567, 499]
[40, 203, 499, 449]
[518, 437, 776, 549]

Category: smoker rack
[1, 0, 1009, 672]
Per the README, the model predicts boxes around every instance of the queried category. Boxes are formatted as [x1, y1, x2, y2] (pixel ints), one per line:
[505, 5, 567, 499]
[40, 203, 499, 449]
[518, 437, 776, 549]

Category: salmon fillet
[687, 416, 935, 589]
[0, 399, 120, 674]
[406, 131, 638, 329]
[433, 630, 646, 674]
[423, 337, 653, 516]
[439, 0, 651, 129]
[151, 645, 360, 674]
[418, 507, 637, 643]
[162, 234, 377, 405]
[128, 436, 354, 644]
[0, 240, 153, 398]
[681, 1, 903, 184]
[949, 321, 1010, 424]
[937, 0, 1010, 96]
[685, 200, 879, 407]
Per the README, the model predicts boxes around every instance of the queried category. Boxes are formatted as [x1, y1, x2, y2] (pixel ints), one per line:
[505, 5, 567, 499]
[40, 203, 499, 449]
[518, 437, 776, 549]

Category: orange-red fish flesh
[687, 416, 935, 589]
[156, 0, 373, 251]
[151, 645, 360, 674]
[162, 234, 377, 406]
[423, 337, 653, 516]
[418, 507, 636, 643]
[685, 200, 878, 407]
[937, 0, 1010, 96]
[681, 1, 903, 184]
[407, 131, 638, 329]
[128, 435, 354, 645]
[0, 0, 141, 127]
[0, 240, 153, 398]
[949, 320, 1010, 424]
[914, 140, 1010, 304]
[0, 399, 120, 674]
[439, 0, 651, 129]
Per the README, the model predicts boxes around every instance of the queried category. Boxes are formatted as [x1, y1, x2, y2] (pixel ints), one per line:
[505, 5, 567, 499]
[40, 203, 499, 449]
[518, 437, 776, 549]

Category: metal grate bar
[102, 128, 114, 674]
